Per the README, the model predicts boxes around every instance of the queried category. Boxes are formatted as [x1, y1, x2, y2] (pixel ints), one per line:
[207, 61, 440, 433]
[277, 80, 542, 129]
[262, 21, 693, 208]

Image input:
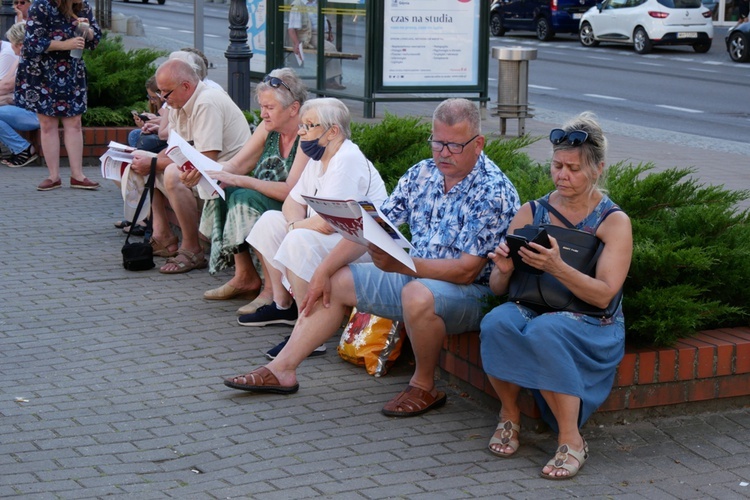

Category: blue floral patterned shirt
[381, 151, 520, 285]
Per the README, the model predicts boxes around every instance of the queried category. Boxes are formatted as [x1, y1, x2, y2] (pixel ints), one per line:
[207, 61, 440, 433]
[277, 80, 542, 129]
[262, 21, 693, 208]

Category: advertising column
[382, 0, 480, 88]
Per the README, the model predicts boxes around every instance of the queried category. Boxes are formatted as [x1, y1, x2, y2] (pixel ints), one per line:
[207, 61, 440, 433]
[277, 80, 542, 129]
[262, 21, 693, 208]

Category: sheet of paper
[166, 131, 225, 200]
[295, 42, 305, 66]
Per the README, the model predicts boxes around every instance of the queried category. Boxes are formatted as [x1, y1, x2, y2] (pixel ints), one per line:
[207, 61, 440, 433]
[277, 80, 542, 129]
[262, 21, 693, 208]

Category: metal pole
[225, 0, 252, 111]
[194, 0, 204, 53]
[0, 0, 14, 38]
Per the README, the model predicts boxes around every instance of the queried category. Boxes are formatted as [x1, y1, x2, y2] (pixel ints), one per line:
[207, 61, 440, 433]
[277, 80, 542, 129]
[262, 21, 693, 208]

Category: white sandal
[540, 439, 589, 480]
[488, 419, 520, 458]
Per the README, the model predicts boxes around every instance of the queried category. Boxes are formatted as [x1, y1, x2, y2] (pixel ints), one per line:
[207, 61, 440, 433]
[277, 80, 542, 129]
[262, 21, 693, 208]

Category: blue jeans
[0, 106, 40, 154]
[128, 129, 167, 153]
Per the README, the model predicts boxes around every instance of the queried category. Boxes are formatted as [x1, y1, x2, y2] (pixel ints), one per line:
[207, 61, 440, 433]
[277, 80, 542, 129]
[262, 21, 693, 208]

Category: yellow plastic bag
[337, 308, 405, 377]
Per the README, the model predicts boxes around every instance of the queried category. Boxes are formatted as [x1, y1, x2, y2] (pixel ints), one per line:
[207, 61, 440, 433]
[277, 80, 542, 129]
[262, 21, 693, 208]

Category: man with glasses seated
[130, 58, 251, 274]
[224, 98, 520, 419]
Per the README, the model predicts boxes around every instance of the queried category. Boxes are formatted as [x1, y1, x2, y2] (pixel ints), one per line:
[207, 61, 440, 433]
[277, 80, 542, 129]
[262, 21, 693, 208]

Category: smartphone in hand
[131, 110, 149, 121]
[506, 228, 550, 274]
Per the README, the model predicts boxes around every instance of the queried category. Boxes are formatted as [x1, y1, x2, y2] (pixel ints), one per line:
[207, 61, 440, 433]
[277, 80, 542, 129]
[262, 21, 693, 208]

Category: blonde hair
[5, 22, 25, 45]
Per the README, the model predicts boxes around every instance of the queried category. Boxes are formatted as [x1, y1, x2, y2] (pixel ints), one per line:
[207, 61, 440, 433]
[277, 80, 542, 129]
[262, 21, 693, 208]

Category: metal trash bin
[492, 46, 537, 137]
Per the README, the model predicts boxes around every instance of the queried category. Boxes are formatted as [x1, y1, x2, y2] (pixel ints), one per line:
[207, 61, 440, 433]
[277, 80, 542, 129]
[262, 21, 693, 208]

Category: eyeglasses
[147, 94, 162, 101]
[263, 75, 291, 93]
[156, 86, 178, 100]
[298, 123, 321, 133]
[427, 134, 478, 155]
[549, 129, 589, 146]
[14, 1, 27, 5]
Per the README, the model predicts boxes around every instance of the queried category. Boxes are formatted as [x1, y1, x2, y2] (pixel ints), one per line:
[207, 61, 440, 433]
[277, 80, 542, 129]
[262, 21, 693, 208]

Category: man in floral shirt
[225, 98, 520, 417]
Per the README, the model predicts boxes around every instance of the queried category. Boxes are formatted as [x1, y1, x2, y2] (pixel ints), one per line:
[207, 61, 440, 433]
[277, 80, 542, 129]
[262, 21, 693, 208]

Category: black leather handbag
[121, 161, 156, 271]
[507, 199, 623, 318]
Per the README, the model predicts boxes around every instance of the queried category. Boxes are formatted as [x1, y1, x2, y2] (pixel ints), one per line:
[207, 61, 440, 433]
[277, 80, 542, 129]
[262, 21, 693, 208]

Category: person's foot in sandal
[381, 385, 447, 418]
[488, 417, 520, 458]
[159, 248, 207, 274]
[150, 235, 178, 258]
[223, 366, 299, 394]
[541, 438, 588, 480]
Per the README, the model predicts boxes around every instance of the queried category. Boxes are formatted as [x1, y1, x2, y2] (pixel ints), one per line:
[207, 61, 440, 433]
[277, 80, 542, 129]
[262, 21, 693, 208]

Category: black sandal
[114, 220, 131, 229]
[3, 145, 38, 168]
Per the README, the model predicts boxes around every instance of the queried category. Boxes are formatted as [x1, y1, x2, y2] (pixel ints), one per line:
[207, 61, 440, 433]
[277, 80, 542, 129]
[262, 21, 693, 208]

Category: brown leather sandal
[150, 236, 178, 258]
[381, 385, 446, 418]
[159, 248, 207, 274]
[223, 366, 299, 394]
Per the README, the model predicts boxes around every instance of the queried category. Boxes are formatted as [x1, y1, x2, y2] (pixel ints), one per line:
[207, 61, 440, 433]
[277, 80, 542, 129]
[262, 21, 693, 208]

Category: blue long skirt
[480, 302, 625, 432]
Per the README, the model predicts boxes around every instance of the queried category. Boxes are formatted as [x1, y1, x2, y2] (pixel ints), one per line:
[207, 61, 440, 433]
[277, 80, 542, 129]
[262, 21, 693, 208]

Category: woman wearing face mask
[239, 97, 387, 356]
[199, 68, 309, 312]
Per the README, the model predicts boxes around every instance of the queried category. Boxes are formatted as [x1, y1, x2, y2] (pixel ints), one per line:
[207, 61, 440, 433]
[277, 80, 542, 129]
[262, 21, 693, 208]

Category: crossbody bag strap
[125, 158, 157, 244]
[538, 198, 604, 273]
[537, 198, 576, 229]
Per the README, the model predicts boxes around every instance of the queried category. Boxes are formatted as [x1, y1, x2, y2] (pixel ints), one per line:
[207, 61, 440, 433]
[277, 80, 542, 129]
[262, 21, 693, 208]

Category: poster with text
[247, 0, 267, 74]
[383, 0, 479, 87]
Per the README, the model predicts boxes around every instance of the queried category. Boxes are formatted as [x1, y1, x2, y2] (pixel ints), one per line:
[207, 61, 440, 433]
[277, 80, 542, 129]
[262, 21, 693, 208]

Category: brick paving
[1, 32, 750, 499]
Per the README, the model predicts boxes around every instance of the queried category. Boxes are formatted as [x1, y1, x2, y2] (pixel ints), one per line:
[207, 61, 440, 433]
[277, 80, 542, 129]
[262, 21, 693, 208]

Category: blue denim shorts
[349, 263, 491, 334]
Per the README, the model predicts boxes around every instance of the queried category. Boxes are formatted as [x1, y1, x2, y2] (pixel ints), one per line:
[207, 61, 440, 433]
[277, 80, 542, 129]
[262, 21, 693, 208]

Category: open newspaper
[99, 141, 156, 181]
[166, 130, 225, 200]
[301, 195, 416, 272]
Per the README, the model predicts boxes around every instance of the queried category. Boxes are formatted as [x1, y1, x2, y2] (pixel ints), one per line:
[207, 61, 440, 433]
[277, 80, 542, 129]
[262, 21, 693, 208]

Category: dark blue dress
[480, 194, 626, 432]
[15, 0, 101, 117]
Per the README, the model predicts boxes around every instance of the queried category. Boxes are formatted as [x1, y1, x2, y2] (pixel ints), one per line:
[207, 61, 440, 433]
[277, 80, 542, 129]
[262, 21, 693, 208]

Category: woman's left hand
[517, 234, 563, 274]
[296, 215, 335, 235]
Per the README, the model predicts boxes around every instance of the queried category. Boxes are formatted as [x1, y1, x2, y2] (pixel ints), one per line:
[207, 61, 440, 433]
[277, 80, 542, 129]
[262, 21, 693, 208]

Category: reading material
[99, 141, 156, 181]
[301, 195, 416, 272]
[166, 131, 225, 200]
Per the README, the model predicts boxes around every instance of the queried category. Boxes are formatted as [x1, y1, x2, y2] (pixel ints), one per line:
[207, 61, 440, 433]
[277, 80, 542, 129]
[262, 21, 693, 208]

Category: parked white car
[579, 0, 713, 54]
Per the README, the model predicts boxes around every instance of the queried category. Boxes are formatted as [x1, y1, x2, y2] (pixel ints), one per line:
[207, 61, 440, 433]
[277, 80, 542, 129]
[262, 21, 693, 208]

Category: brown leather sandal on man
[381, 385, 446, 417]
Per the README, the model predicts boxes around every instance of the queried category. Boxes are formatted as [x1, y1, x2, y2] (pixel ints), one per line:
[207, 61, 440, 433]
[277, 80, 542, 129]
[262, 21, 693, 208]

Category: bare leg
[160, 164, 202, 271]
[229, 250, 264, 293]
[150, 189, 176, 245]
[539, 391, 585, 478]
[37, 114, 60, 182]
[486, 376, 522, 455]
[287, 269, 309, 306]
[257, 253, 292, 307]
[400, 281, 445, 394]
[263, 267, 357, 386]
[60, 115, 84, 180]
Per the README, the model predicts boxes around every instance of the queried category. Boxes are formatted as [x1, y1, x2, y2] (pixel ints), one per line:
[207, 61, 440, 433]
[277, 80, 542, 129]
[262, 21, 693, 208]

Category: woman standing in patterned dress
[15, 0, 101, 191]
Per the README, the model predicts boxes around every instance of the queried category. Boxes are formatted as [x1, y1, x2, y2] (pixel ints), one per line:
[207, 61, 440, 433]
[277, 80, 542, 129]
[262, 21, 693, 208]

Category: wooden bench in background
[283, 46, 362, 61]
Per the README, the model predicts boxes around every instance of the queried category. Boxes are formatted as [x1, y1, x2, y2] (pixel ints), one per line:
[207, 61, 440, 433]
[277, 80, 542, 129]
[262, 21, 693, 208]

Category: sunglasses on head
[263, 75, 291, 93]
[549, 129, 589, 146]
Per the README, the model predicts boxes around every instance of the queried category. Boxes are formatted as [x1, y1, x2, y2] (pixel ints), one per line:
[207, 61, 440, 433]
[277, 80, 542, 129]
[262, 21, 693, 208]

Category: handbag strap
[537, 198, 576, 229]
[124, 159, 156, 244]
[537, 198, 604, 274]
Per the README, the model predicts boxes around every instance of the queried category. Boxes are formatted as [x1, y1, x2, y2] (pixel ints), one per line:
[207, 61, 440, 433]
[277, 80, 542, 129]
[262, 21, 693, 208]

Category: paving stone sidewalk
[1, 162, 749, 498]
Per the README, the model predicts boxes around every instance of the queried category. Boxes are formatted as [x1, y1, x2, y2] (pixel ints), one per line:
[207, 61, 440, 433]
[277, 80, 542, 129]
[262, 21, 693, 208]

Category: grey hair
[299, 98, 351, 139]
[156, 59, 200, 86]
[553, 111, 608, 193]
[255, 67, 307, 109]
[168, 51, 207, 80]
[432, 98, 481, 135]
[6, 22, 25, 45]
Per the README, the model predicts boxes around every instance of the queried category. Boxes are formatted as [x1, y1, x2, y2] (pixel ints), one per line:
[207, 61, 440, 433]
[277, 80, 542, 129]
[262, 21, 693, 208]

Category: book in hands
[99, 141, 157, 181]
[301, 195, 416, 272]
[166, 130, 225, 200]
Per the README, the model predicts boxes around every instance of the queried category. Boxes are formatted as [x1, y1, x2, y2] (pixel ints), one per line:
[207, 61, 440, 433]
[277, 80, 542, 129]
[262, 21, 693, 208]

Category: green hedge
[81, 37, 750, 346]
[351, 114, 750, 347]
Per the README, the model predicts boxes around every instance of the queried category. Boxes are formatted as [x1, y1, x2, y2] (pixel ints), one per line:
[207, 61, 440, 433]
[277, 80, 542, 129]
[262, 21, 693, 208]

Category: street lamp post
[225, 0, 252, 111]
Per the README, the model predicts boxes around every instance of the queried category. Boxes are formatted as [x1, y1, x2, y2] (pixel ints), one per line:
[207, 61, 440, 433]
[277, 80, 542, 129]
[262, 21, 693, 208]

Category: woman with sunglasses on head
[479, 112, 632, 480]
[15, 0, 101, 190]
[195, 68, 311, 314]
